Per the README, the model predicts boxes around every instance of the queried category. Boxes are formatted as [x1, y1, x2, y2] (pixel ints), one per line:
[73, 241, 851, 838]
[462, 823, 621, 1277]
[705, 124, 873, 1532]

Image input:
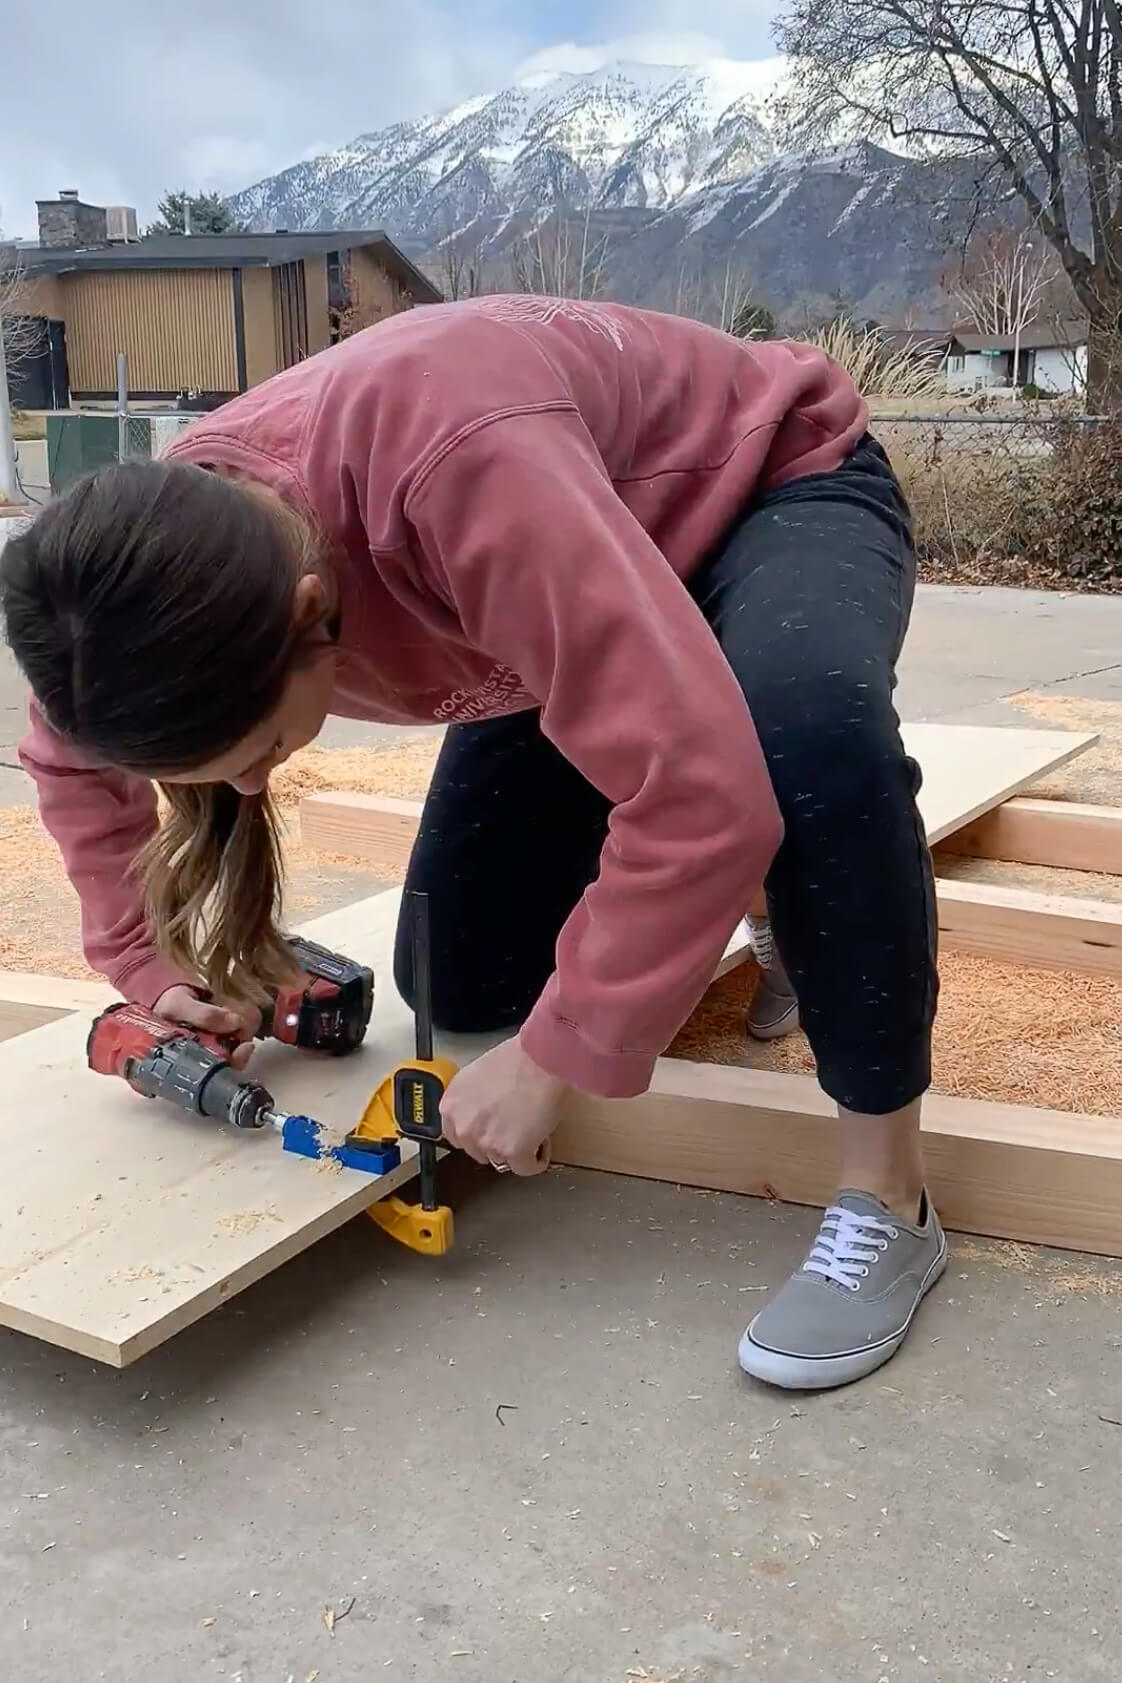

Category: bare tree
[0, 246, 45, 385]
[672, 258, 775, 335]
[509, 207, 610, 300]
[944, 228, 1062, 383]
[433, 206, 491, 301]
[776, 0, 1122, 410]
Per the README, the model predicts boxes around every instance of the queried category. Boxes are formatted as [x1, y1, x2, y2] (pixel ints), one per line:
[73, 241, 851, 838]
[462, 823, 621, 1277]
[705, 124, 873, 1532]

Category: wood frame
[6, 942, 1122, 1332]
[300, 792, 423, 872]
[936, 878, 1122, 976]
[553, 1062, 1122, 1259]
[299, 723, 1100, 867]
[939, 798, 1122, 875]
[301, 809, 1122, 980]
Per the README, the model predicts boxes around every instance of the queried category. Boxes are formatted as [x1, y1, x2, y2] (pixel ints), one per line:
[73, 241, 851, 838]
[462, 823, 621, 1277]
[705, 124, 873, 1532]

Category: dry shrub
[1016, 417, 1122, 585]
[803, 320, 946, 399]
[882, 415, 1122, 591]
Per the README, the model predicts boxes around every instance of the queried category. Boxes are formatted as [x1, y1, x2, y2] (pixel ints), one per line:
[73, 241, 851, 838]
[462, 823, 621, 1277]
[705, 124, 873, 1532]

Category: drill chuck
[126, 1034, 277, 1129]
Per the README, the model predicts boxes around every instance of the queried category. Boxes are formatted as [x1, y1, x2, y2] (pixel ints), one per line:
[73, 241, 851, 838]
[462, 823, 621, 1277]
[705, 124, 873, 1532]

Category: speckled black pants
[395, 434, 939, 1115]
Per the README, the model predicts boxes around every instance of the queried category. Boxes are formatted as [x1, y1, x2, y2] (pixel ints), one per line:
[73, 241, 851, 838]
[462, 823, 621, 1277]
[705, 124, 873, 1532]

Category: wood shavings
[214, 1207, 284, 1236]
[271, 740, 439, 805]
[1009, 693, 1122, 808]
[322, 1596, 355, 1635]
[674, 946, 1122, 1117]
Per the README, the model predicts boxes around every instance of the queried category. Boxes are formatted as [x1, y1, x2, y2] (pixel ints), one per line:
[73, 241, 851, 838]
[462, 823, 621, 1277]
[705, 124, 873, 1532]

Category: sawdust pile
[673, 950, 1122, 1117]
[1009, 692, 1122, 807]
[269, 738, 440, 805]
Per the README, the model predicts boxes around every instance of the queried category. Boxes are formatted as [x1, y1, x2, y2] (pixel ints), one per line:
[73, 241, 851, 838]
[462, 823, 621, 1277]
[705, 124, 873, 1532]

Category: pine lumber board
[939, 798, 1122, 874]
[936, 878, 1122, 976]
[301, 792, 423, 871]
[552, 1062, 1122, 1260]
[0, 972, 118, 1043]
[299, 723, 1098, 863]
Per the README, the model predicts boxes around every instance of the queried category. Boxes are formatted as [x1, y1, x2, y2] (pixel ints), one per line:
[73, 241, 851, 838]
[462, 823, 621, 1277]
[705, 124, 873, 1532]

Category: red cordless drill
[88, 1003, 284, 1129]
[260, 937, 374, 1055]
[87, 938, 374, 1126]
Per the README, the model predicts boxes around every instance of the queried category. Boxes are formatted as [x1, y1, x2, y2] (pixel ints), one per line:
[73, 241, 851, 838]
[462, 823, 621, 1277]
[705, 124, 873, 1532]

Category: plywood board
[898, 723, 1096, 844]
[299, 724, 1099, 864]
[0, 972, 118, 1043]
[0, 894, 496, 1366]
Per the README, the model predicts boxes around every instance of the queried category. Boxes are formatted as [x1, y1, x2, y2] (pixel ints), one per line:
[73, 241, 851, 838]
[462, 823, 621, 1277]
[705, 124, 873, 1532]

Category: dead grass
[882, 419, 1122, 594]
[10, 410, 45, 442]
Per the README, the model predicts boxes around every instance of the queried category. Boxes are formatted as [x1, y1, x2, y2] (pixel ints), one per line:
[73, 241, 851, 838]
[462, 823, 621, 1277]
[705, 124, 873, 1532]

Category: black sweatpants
[394, 435, 939, 1116]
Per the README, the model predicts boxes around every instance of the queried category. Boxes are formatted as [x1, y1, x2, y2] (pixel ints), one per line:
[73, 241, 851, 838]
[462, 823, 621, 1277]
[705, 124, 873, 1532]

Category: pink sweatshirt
[20, 296, 867, 1097]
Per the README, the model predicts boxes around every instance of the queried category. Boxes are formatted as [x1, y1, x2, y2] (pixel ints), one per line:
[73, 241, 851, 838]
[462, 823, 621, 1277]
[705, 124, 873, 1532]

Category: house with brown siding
[7, 191, 441, 408]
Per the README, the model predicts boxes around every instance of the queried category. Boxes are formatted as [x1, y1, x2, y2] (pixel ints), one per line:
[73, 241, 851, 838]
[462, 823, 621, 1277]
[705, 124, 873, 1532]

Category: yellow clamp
[356, 1061, 458, 1257]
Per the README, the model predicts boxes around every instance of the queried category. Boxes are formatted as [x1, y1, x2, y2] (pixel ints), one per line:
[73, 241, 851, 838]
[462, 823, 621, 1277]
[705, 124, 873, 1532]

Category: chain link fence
[869, 412, 1120, 590]
[118, 415, 153, 462]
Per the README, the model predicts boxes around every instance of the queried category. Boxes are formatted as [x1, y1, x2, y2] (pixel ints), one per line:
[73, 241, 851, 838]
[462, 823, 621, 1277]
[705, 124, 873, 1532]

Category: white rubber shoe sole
[738, 1241, 948, 1390]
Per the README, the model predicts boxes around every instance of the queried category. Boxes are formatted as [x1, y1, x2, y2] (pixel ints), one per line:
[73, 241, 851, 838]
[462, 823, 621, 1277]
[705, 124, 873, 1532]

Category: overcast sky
[2, 0, 781, 237]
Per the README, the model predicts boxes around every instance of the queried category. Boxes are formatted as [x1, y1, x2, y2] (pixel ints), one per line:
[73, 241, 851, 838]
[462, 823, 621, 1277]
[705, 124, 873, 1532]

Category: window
[949, 354, 965, 373]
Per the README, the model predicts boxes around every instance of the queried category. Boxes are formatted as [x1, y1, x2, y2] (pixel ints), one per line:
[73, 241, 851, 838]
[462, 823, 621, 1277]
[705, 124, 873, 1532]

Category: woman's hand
[440, 1037, 565, 1176]
[153, 985, 262, 1070]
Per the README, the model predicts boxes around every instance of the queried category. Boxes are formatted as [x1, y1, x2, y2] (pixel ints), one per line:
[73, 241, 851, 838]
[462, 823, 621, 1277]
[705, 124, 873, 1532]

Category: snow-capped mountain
[228, 59, 787, 238]
[227, 56, 1026, 321]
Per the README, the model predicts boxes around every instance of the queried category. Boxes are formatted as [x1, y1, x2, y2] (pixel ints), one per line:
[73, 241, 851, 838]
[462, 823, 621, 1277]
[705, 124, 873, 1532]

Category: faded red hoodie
[20, 296, 867, 1097]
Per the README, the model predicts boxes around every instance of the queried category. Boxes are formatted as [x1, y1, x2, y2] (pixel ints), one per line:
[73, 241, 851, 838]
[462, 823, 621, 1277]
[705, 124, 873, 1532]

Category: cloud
[0, 1, 784, 239]
[0, 0, 533, 236]
[516, 32, 731, 77]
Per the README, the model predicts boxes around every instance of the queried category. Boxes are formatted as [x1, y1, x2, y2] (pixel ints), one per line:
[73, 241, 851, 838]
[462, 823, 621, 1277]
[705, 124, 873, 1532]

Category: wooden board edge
[8, 1143, 434, 1368]
[552, 1059, 1122, 1258]
[300, 793, 424, 871]
[921, 730, 1099, 846]
[936, 876, 1122, 976]
[939, 797, 1122, 874]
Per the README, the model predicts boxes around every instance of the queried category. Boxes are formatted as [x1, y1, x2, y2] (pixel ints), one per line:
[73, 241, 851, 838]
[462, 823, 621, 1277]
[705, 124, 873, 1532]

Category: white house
[945, 322, 1088, 396]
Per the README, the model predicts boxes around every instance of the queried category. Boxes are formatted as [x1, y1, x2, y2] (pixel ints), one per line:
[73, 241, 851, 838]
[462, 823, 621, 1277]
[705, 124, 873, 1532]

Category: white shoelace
[745, 915, 774, 970]
[803, 1206, 900, 1292]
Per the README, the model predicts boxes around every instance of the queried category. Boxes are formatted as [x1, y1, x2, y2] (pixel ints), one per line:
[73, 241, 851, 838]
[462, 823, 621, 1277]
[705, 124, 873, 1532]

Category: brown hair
[0, 459, 330, 1006]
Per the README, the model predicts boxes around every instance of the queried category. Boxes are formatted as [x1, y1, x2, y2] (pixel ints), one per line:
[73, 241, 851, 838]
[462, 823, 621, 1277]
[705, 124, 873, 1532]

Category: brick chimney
[36, 190, 109, 250]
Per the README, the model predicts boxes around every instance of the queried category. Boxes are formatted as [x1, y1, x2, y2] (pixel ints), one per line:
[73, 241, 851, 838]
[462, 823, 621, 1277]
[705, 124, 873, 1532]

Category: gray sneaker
[744, 917, 799, 1041]
[738, 1190, 947, 1390]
